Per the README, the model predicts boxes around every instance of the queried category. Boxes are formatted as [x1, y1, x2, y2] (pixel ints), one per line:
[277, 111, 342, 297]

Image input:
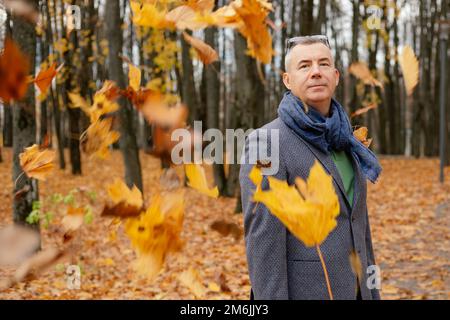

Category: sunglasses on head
[285, 35, 331, 54]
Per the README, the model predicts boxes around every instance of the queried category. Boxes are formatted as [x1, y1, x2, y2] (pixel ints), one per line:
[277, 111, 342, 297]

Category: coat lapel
[292, 134, 353, 215]
[348, 151, 365, 217]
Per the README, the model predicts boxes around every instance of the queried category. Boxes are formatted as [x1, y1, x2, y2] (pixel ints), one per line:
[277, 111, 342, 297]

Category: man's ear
[282, 73, 291, 90]
[334, 68, 340, 86]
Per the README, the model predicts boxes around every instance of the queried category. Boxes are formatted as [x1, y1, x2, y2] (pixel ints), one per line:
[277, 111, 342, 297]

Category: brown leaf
[216, 270, 231, 293]
[101, 201, 143, 219]
[19, 144, 56, 181]
[210, 219, 243, 241]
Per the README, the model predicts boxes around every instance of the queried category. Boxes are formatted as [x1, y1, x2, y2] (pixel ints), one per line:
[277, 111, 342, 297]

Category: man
[239, 35, 382, 300]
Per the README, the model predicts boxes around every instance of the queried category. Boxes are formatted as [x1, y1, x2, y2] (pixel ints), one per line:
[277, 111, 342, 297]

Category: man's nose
[310, 64, 322, 78]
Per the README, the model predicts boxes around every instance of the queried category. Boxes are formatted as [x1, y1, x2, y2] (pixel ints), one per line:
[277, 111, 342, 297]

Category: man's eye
[320, 63, 330, 66]
[299, 65, 308, 69]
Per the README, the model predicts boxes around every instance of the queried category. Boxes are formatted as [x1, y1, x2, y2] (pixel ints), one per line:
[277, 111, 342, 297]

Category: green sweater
[331, 150, 355, 208]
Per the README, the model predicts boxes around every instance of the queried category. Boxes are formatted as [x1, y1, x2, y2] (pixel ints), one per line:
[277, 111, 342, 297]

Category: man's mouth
[308, 84, 327, 88]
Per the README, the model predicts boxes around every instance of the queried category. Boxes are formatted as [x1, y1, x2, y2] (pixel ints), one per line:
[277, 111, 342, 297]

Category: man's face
[283, 43, 339, 109]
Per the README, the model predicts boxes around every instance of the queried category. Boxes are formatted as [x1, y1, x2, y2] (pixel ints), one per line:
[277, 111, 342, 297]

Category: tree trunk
[11, 0, 40, 236]
[105, 0, 143, 191]
[229, 32, 265, 207]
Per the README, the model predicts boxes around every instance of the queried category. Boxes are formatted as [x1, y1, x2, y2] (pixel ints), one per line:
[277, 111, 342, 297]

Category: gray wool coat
[239, 117, 381, 300]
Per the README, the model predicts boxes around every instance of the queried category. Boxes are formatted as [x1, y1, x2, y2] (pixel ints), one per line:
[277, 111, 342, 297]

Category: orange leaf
[183, 32, 219, 65]
[353, 127, 373, 148]
[350, 103, 378, 118]
[0, 38, 30, 103]
[349, 62, 383, 88]
[141, 98, 188, 128]
[34, 62, 61, 96]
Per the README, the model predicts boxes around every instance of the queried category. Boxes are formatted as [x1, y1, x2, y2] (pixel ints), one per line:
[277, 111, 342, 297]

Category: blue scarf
[278, 91, 381, 183]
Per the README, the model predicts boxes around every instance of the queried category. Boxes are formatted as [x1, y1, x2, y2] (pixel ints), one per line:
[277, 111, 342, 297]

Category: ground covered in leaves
[0, 148, 449, 299]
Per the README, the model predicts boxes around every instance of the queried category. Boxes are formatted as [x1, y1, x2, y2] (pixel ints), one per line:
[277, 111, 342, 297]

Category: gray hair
[284, 38, 335, 71]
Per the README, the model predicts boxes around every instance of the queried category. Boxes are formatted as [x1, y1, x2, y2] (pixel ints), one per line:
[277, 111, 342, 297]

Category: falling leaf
[107, 178, 143, 209]
[141, 97, 188, 128]
[353, 127, 373, 148]
[96, 80, 120, 101]
[178, 267, 207, 298]
[101, 179, 144, 219]
[80, 118, 120, 159]
[185, 164, 219, 198]
[2, 0, 40, 24]
[69, 83, 120, 123]
[61, 206, 85, 233]
[68, 92, 90, 114]
[165, 5, 204, 30]
[252, 160, 340, 247]
[349, 61, 383, 88]
[231, 0, 274, 64]
[350, 103, 378, 118]
[186, 0, 215, 12]
[130, 1, 171, 29]
[128, 63, 141, 92]
[125, 191, 185, 280]
[210, 219, 243, 241]
[399, 46, 419, 96]
[0, 38, 30, 103]
[34, 62, 62, 97]
[19, 144, 55, 181]
[182, 32, 219, 65]
[0, 225, 40, 267]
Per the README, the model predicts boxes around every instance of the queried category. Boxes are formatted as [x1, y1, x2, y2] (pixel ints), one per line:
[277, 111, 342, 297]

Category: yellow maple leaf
[125, 191, 185, 280]
[19, 144, 56, 181]
[232, 0, 274, 64]
[80, 118, 120, 159]
[107, 178, 143, 209]
[185, 163, 219, 198]
[69, 81, 119, 123]
[252, 160, 340, 247]
[130, 1, 172, 29]
[128, 63, 141, 92]
[398, 46, 419, 96]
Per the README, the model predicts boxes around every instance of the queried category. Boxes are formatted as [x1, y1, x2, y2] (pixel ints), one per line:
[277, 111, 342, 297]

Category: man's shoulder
[257, 117, 285, 131]
[247, 118, 288, 140]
